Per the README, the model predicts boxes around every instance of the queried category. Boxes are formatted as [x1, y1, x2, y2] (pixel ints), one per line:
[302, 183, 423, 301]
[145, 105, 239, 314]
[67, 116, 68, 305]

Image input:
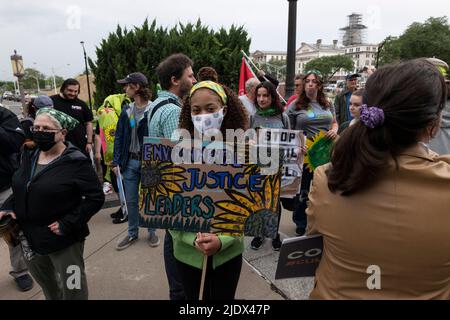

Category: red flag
[238, 57, 256, 96]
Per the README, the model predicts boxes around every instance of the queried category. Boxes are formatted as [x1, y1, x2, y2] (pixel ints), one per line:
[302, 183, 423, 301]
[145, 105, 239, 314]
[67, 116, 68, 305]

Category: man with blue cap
[21, 95, 54, 145]
[334, 73, 360, 126]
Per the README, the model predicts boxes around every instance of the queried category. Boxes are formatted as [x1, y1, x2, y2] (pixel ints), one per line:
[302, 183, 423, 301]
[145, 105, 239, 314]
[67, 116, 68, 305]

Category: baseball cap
[33, 95, 54, 109]
[117, 72, 148, 86]
[346, 73, 360, 81]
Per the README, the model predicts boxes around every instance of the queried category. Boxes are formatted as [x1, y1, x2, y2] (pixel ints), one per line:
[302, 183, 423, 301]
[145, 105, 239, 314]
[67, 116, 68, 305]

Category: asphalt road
[1, 100, 23, 117]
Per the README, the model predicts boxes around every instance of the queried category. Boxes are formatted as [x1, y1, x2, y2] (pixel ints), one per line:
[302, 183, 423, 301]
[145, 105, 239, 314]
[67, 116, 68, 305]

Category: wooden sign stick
[199, 254, 208, 300]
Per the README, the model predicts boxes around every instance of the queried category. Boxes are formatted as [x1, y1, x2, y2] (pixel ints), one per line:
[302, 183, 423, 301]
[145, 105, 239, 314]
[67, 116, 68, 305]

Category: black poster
[275, 234, 323, 279]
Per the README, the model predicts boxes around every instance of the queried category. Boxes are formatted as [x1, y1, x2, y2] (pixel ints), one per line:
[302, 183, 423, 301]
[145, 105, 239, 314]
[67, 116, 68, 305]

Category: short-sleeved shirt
[250, 112, 290, 130]
[51, 95, 93, 150]
[148, 91, 181, 139]
[288, 101, 335, 139]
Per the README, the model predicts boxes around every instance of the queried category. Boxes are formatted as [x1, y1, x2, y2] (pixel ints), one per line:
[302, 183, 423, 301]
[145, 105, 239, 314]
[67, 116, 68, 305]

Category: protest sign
[139, 137, 282, 238]
[304, 131, 333, 172]
[258, 129, 305, 197]
[275, 234, 323, 279]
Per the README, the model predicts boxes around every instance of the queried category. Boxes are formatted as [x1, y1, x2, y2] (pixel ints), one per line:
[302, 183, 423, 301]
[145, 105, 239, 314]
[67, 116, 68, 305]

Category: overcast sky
[0, 0, 448, 81]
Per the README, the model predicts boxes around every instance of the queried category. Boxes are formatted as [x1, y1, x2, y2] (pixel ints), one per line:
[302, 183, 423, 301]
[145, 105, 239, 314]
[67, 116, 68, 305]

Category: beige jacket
[306, 144, 450, 299]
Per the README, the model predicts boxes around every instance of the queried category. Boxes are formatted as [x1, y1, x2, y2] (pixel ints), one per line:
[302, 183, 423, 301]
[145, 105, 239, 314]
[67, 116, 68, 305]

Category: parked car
[324, 84, 337, 92]
[2, 91, 13, 100]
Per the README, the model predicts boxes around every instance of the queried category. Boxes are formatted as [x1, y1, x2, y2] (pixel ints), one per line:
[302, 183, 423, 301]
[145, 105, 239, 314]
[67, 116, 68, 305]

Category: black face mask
[32, 131, 57, 151]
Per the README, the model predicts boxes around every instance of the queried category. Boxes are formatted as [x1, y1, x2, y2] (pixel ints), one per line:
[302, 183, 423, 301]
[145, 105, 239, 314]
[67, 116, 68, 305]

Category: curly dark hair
[197, 67, 219, 83]
[254, 81, 284, 114]
[179, 84, 249, 135]
[135, 86, 152, 101]
[295, 72, 331, 110]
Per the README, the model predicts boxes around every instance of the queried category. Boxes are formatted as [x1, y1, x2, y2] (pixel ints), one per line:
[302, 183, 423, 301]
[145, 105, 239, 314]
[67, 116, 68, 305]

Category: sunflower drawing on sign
[211, 172, 281, 238]
[104, 124, 116, 142]
[140, 160, 186, 206]
[243, 164, 260, 176]
[304, 131, 334, 172]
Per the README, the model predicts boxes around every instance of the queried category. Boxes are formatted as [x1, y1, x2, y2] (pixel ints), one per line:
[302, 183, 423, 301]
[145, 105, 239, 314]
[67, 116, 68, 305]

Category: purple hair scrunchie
[359, 105, 385, 129]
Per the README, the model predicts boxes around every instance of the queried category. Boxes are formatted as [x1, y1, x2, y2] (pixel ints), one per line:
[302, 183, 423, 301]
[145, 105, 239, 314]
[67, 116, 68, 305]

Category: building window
[366, 60, 370, 66]
[366, 54, 370, 58]
[367, 47, 370, 51]
[350, 49, 354, 53]
[356, 48, 360, 52]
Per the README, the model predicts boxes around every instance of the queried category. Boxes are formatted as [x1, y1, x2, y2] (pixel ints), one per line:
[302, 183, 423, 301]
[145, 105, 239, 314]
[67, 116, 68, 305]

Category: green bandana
[256, 106, 279, 117]
[36, 107, 79, 131]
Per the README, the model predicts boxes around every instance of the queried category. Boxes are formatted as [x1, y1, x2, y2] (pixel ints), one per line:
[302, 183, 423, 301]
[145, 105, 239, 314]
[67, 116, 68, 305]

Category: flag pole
[241, 50, 287, 104]
[241, 50, 260, 75]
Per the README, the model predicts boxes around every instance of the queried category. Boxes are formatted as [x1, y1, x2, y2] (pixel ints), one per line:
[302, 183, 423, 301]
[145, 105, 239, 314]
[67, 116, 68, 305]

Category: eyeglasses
[30, 126, 62, 133]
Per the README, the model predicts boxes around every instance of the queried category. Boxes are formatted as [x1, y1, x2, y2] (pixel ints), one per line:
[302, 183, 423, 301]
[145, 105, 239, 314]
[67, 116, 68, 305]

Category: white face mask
[192, 109, 224, 135]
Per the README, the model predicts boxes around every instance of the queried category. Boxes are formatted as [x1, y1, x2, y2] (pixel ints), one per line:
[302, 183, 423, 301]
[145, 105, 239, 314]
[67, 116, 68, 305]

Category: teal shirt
[148, 91, 182, 139]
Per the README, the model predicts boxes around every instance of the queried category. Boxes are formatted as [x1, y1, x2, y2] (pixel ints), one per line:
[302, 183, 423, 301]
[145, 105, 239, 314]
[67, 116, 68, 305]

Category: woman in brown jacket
[306, 59, 450, 299]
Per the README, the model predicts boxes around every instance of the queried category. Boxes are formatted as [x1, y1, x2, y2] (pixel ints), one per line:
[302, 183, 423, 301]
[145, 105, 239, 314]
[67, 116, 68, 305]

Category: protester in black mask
[0, 107, 105, 300]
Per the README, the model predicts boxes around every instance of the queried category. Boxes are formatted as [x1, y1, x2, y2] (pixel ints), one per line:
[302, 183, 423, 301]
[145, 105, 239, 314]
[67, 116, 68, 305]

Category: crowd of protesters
[0, 52, 449, 301]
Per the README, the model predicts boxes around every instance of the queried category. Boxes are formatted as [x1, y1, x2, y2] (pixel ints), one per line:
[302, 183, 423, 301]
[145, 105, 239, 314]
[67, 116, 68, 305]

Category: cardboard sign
[275, 234, 323, 279]
[258, 129, 305, 197]
[138, 137, 281, 238]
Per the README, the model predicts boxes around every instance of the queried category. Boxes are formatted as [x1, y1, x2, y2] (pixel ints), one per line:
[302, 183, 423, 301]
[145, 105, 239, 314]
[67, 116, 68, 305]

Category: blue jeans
[292, 164, 313, 229]
[122, 159, 154, 238]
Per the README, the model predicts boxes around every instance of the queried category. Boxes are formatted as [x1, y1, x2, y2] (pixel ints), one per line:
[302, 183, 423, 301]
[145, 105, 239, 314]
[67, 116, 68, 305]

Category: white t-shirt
[239, 95, 256, 117]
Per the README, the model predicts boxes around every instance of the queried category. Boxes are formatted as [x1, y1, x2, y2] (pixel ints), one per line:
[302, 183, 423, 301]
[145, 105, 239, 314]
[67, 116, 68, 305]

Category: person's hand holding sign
[195, 233, 222, 256]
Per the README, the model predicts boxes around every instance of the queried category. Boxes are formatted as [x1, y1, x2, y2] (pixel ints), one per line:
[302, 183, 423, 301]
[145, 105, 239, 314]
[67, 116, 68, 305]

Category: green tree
[23, 68, 46, 92]
[377, 36, 402, 66]
[89, 19, 251, 107]
[43, 75, 64, 91]
[305, 55, 354, 82]
[256, 59, 287, 81]
[378, 17, 450, 66]
[0, 81, 15, 92]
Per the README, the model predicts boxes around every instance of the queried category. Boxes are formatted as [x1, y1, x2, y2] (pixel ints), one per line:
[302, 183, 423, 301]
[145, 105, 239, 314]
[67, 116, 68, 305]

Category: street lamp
[10, 50, 25, 106]
[285, 0, 298, 100]
[80, 41, 93, 110]
[51, 64, 70, 94]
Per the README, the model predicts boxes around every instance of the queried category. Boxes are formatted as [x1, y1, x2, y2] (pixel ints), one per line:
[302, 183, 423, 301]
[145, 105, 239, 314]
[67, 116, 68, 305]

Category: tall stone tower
[340, 13, 368, 46]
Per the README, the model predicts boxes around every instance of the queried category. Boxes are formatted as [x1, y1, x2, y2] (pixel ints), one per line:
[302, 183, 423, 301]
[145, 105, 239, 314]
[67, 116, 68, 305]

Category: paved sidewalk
[0, 205, 288, 300]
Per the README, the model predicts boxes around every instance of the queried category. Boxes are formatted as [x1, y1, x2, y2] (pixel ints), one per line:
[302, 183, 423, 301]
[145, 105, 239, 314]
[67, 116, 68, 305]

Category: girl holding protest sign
[175, 80, 248, 300]
[287, 70, 338, 237]
[249, 81, 290, 251]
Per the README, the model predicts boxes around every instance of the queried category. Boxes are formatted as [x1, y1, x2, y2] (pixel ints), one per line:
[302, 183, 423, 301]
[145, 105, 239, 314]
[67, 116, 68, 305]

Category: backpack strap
[149, 98, 179, 123]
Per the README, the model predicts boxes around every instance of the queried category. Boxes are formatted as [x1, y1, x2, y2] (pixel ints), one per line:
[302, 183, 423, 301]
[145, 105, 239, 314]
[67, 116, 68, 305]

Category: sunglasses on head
[305, 70, 323, 78]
